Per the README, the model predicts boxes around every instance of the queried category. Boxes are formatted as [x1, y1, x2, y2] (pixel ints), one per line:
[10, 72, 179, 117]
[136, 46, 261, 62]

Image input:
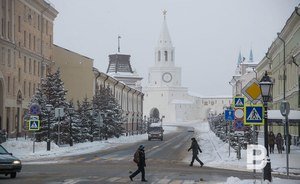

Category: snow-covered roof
[107, 72, 142, 78]
[268, 110, 300, 123]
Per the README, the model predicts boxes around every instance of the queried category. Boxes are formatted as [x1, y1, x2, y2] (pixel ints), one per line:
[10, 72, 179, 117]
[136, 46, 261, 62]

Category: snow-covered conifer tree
[93, 85, 124, 139]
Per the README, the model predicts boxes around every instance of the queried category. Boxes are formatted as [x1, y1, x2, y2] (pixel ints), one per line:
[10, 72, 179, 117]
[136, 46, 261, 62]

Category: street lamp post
[69, 108, 74, 147]
[46, 104, 53, 151]
[259, 71, 273, 182]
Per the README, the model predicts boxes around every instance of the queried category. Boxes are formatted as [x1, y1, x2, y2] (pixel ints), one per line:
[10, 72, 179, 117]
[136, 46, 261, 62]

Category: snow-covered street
[2, 120, 300, 183]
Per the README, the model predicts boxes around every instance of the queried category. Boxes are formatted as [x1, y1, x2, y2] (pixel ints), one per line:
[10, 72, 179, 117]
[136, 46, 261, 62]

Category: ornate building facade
[0, 0, 58, 137]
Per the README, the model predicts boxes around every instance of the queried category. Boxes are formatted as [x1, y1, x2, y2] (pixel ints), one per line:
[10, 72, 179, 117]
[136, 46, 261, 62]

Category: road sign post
[280, 101, 290, 177]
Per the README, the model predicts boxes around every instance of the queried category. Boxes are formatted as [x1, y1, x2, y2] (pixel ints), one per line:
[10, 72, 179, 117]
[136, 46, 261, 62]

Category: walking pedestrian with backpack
[129, 145, 147, 182]
[188, 137, 204, 167]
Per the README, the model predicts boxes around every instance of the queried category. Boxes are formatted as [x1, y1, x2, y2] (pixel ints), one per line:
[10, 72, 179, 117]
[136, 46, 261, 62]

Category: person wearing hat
[188, 137, 204, 167]
[129, 145, 147, 182]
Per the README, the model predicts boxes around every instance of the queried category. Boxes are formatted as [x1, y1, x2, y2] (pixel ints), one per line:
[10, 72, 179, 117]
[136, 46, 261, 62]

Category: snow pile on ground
[2, 126, 177, 161]
[219, 176, 300, 184]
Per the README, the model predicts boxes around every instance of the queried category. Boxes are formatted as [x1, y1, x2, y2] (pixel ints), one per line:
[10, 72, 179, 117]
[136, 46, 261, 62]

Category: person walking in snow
[188, 137, 204, 167]
[275, 133, 283, 154]
[268, 131, 275, 154]
[129, 145, 147, 182]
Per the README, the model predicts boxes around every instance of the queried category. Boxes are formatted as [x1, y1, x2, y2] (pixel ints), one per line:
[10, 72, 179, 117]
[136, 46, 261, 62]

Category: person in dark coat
[285, 134, 292, 154]
[268, 131, 275, 154]
[188, 137, 204, 167]
[129, 145, 147, 182]
[275, 133, 283, 154]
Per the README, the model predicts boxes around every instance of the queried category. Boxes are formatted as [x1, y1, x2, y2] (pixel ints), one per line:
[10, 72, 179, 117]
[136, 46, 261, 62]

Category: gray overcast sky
[50, 0, 299, 96]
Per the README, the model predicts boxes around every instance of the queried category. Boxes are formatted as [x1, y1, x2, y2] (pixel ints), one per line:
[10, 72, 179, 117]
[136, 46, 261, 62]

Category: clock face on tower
[162, 72, 172, 83]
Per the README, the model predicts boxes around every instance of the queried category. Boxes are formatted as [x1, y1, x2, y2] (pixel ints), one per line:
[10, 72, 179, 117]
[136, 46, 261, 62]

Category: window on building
[7, 49, 11, 67]
[164, 51, 168, 61]
[13, 77, 15, 96]
[7, 21, 11, 40]
[29, 82, 31, 97]
[33, 35, 36, 51]
[158, 51, 161, 61]
[1, 18, 4, 37]
[50, 35, 52, 46]
[29, 58, 32, 74]
[1, 47, 4, 65]
[7, 76, 10, 93]
[18, 68, 21, 82]
[33, 60, 36, 75]
[13, 51, 16, 68]
[38, 15, 40, 30]
[46, 20, 48, 35]
[29, 33, 31, 49]
[38, 61, 40, 76]
[171, 51, 174, 61]
[33, 12, 36, 27]
[23, 81, 26, 97]
[23, 56, 26, 73]
[24, 31, 26, 47]
[18, 16, 21, 32]
[33, 83, 36, 95]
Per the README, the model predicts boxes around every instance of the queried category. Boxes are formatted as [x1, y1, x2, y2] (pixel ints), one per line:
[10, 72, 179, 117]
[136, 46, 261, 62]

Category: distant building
[0, 0, 58, 137]
[106, 53, 143, 91]
[256, 6, 300, 142]
[230, 49, 258, 97]
[94, 68, 144, 135]
[53, 44, 94, 103]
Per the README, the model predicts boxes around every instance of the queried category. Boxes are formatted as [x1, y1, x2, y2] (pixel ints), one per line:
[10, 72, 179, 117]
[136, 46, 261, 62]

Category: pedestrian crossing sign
[28, 120, 40, 131]
[233, 97, 245, 108]
[244, 105, 264, 125]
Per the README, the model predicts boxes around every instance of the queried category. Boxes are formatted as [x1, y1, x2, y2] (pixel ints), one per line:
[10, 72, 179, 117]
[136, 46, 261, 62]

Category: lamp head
[259, 71, 273, 103]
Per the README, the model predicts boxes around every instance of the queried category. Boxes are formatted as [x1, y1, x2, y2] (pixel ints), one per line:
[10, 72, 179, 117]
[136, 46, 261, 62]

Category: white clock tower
[143, 11, 189, 122]
[148, 10, 181, 88]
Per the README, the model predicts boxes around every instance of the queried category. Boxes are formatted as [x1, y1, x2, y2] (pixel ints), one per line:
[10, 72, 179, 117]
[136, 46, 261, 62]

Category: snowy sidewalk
[179, 121, 300, 176]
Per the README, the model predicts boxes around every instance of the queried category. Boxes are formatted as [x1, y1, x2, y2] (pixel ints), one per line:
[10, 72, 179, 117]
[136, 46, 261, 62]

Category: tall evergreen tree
[93, 85, 124, 139]
[65, 101, 82, 145]
[77, 97, 95, 142]
[24, 69, 69, 144]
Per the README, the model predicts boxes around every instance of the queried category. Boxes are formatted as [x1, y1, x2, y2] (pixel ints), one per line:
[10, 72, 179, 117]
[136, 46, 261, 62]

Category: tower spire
[249, 48, 253, 62]
[237, 51, 242, 65]
[163, 10, 167, 20]
[118, 35, 121, 53]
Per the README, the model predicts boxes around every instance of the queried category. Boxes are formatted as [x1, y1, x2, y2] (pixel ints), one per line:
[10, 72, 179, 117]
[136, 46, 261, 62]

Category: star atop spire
[163, 10, 167, 20]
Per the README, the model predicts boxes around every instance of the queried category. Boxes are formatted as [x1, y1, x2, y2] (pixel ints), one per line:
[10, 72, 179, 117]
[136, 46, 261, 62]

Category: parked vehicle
[0, 145, 22, 178]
